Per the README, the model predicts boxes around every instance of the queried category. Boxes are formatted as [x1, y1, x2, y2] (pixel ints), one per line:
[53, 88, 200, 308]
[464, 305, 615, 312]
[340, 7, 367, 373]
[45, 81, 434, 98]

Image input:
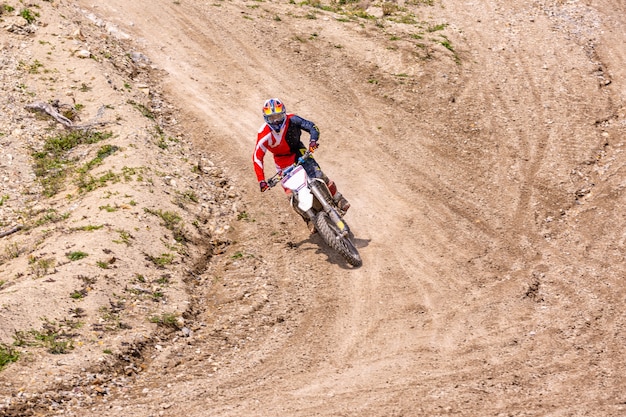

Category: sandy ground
[1, 0, 626, 416]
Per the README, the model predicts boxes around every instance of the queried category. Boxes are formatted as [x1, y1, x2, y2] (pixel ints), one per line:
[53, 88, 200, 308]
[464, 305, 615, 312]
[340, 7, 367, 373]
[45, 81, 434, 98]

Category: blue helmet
[263, 98, 286, 132]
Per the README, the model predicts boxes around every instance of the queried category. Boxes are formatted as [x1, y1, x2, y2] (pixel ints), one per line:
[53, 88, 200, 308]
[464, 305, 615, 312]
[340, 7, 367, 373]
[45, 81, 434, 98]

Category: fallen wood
[25, 101, 73, 127]
[0, 225, 23, 238]
[25, 101, 112, 130]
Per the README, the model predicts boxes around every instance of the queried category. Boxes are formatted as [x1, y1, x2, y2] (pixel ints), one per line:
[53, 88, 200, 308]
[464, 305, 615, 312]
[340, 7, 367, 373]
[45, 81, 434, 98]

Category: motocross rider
[253, 98, 350, 225]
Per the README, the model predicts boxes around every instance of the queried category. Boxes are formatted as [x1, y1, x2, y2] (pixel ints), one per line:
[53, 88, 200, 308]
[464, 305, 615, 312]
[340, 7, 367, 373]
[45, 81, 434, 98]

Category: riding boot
[333, 192, 350, 214]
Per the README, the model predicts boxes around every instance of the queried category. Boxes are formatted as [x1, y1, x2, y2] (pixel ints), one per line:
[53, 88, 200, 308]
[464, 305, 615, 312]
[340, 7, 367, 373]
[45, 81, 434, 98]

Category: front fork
[309, 180, 349, 237]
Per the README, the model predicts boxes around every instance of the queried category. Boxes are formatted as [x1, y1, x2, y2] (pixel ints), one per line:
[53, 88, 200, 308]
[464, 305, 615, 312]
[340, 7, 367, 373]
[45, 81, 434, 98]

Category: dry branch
[25, 101, 112, 130]
[0, 225, 22, 238]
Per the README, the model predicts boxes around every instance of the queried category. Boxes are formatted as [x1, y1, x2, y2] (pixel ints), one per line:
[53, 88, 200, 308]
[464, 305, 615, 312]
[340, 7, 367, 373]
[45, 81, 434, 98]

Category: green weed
[32, 130, 113, 196]
[96, 261, 109, 269]
[78, 144, 120, 173]
[98, 204, 118, 212]
[67, 251, 88, 261]
[113, 229, 133, 246]
[20, 8, 39, 24]
[71, 224, 103, 232]
[149, 312, 180, 329]
[29, 257, 55, 278]
[127, 100, 154, 119]
[145, 252, 175, 268]
[13, 320, 76, 354]
[144, 208, 187, 242]
[77, 170, 120, 193]
[70, 290, 86, 299]
[0, 344, 19, 370]
[4, 242, 21, 259]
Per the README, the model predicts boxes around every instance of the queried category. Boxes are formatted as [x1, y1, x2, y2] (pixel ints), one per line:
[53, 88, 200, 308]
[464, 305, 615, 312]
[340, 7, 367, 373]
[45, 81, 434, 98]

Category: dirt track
[2, 0, 626, 415]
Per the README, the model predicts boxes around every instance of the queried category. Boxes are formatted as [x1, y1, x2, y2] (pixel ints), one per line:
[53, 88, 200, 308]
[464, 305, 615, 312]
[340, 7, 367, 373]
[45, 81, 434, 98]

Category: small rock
[76, 50, 91, 58]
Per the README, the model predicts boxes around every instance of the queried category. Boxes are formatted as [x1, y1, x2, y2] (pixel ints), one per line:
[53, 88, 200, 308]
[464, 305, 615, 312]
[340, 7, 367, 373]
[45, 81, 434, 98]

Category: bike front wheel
[314, 211, 362, 267]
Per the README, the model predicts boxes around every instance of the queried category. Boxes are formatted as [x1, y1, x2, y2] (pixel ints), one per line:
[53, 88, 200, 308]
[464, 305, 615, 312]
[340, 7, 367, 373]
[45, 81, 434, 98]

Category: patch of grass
[113, 229, 133, 246]
[13, 320, 76, 354]
[155, 274, 171, 285]
[96, 260, 109, 269]
[237, 211, 251, 221]
[71, 224, 103, 232]
[77, 170, 120, 193]
[427, 23, 448, 32]
[0, 344, 19, 371]
[70, 289, 86, 299]
[127, 99, 154, 119]
[19, 59, 44, 74]
[32, 209, 70, 227]
[144, 208, 187, 242]
[351, 9, 375, 19]
[152, 126, 179, 150]
[98, 204, 118, 212]
[437, 35, 459, 64]
[20, 8, 39, 24]
[67, 251, 88, 261]
[29, 256, 55, 278]
[182, 190, 199, 203]
[78, 144, 120, 173]
[96, 303, 130, 332]
[4, 242, 21, 259]
[149, 312, 180, 329]
[144, 208, 181, 228]
[393, 14, 418, 25]
[407, 0, 434, 5]
[121, 166, 147, 182]
[134, 274, 146, 283]
[32, 130, 113, 197]
[145, 252, 175, 268]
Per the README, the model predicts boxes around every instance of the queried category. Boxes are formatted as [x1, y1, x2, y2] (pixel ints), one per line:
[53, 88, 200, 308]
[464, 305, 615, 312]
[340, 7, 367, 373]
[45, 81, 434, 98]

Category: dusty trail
[65, 0, 626, 416]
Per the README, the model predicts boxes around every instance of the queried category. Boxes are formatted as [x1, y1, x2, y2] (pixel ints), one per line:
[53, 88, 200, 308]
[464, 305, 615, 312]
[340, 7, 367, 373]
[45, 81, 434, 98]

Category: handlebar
[266, 150, 313, 189]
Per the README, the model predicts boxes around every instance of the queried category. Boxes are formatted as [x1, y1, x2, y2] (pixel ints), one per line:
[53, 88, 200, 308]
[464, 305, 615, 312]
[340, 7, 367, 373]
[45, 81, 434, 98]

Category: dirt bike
[267, 152, 362, 267]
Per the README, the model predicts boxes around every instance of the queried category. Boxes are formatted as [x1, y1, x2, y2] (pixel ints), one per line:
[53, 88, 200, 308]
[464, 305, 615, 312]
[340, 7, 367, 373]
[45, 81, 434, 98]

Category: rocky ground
[1, 0, 626, 416]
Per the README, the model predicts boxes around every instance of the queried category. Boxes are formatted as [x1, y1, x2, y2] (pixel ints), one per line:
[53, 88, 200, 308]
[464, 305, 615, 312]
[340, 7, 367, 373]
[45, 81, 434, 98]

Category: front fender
[296, 187, 314, 212]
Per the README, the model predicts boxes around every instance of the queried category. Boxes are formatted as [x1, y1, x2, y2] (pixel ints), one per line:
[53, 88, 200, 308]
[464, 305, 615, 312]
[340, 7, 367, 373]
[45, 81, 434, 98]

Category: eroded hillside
[2, 0, 626, 416]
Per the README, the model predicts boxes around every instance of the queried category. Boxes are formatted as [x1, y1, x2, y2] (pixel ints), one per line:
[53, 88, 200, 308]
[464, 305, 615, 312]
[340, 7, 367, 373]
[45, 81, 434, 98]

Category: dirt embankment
[2, 0, 626, 416]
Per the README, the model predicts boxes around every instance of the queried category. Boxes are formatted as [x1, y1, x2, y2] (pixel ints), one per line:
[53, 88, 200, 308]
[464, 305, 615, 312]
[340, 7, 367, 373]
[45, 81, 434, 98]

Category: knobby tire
[314, 211, 362, 267]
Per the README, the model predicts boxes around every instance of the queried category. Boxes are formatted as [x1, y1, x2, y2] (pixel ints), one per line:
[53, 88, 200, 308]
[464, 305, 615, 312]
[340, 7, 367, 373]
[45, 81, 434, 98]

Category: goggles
[267, 113, 285, 124]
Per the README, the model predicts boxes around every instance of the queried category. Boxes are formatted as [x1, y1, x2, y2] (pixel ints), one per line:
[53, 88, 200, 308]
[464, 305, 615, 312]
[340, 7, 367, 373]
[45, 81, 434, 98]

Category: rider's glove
[308, 140, 319, 153]
[259, 180, 269, 193]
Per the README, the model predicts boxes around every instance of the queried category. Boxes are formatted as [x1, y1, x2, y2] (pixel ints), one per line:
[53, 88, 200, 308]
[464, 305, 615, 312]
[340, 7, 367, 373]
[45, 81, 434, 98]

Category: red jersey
[252, 113, 319, 182]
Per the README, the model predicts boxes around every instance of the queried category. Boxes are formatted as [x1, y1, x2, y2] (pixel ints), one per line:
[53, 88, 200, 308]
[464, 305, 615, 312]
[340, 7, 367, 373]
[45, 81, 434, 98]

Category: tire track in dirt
[68, 1, 626, 416]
